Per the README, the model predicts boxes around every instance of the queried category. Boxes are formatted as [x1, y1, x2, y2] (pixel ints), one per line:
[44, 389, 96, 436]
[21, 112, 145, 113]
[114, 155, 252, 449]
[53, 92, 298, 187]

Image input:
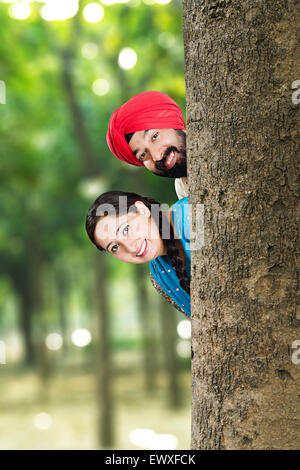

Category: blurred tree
[95, 252, 114, 448]
[134, 263, 158, 393]
[160, 300, 182, 409]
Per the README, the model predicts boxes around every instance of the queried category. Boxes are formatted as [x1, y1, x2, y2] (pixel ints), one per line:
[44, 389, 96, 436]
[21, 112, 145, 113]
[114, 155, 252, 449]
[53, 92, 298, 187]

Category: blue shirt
[149, 197, 191, 317]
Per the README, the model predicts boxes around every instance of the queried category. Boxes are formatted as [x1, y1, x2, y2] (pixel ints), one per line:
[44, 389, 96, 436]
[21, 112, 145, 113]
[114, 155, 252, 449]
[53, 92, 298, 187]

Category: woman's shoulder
[171, 196, 189, 211]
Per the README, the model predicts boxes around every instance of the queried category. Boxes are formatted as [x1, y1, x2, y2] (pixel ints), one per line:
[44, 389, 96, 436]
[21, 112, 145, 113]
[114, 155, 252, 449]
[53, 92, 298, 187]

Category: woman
[85, 191, 191, 317]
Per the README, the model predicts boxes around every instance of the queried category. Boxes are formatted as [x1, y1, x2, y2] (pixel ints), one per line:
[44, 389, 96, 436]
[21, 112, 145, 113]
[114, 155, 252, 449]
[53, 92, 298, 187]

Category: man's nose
[151, 147, 163, 162]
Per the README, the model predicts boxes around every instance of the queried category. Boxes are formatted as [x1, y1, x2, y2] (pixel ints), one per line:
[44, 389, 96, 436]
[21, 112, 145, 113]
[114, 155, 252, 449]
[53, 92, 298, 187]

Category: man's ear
[134, 201, 150, 218]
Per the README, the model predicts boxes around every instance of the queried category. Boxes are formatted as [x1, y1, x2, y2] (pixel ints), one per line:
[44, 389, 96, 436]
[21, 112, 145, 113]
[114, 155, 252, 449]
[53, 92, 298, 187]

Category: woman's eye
[111, 244, 119, 253]
[123, 225, 129, 235]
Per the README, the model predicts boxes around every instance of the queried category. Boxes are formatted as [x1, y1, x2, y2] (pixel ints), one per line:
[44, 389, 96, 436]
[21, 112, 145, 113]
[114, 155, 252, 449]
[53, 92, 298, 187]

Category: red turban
[106, 91, 185, 167]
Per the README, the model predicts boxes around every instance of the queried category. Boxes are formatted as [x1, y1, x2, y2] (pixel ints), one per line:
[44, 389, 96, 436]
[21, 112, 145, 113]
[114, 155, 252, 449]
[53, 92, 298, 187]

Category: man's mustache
[155, 146, 179, 171]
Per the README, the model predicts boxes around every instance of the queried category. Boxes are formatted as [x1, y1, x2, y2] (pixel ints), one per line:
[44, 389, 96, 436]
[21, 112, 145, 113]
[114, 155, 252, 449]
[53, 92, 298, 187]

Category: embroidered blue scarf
[149, 197, 191, 317]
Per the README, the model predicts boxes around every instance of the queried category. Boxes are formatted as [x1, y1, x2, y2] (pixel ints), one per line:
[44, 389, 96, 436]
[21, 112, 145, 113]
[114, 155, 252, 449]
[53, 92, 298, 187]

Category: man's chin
[152, 166, 187, 179]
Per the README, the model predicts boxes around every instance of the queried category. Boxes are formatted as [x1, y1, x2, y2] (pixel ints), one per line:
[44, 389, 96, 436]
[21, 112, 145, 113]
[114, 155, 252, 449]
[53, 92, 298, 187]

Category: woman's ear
[134, 201, 151, 218]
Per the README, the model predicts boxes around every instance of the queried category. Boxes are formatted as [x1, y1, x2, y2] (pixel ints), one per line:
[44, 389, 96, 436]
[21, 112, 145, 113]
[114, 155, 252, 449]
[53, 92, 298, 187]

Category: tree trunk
[60, 48, 99, 177]
[55, 267, 69, 354]
[183, 0, 300, 449]
[18, 280, 35, 367]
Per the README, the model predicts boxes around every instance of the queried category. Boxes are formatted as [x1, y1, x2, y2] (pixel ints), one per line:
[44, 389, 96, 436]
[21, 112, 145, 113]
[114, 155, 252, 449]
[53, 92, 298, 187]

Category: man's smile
[164, 150, 176, 169]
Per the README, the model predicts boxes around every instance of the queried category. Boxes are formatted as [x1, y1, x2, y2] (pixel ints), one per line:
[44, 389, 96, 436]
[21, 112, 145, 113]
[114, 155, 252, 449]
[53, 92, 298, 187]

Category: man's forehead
[134, 128, 172, 135]
[130, 128, 173, 143]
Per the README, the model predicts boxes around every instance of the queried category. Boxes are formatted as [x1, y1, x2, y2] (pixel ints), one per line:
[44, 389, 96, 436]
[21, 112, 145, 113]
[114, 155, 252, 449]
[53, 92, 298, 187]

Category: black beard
[152, 130, 187, 179]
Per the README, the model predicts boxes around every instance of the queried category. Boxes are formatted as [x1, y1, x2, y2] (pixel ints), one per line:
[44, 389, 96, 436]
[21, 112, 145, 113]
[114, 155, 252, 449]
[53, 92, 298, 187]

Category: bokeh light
[83, 3, 104, 23]
[177, 320, 191, 339]
[155, 0, 172, 4]
[130, 428, 177, 449]
[176, 340, 191, 358]
[92, 78, 110, 96]
[71, 328, 91, 347]
[0, 340, 6, 365]
[118, 48, 137, 70]
[127, 0, 141, 6]
[34, 412, 52, 430]
[5, 333, 23, 362]
[40, 0, 79, 22]
[100, 0, 132, 3]
[78, 178, 107, 199]
[45, 333, 63, 351]
[81, 42, 98, 60]
[9, 2, 31, 20]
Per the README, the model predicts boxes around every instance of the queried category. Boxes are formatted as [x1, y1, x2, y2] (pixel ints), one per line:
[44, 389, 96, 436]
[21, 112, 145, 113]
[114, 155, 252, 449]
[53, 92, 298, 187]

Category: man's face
[128, 128, 187, 178]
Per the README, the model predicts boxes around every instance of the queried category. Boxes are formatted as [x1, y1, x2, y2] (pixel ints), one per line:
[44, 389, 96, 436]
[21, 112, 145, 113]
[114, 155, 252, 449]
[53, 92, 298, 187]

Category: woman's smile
[136, 239, 147, 257]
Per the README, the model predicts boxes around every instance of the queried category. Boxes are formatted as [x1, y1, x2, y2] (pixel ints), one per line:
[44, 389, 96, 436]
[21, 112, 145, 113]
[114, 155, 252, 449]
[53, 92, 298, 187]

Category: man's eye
[139, 152, 146, 162]
[123, 225, 129, 235]
[152, 132, 158, 141]
[111, 244, 119, 253]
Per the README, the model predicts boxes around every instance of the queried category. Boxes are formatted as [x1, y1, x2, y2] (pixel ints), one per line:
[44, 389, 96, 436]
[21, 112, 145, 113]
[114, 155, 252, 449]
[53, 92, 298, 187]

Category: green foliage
[0, 0, 185, 340]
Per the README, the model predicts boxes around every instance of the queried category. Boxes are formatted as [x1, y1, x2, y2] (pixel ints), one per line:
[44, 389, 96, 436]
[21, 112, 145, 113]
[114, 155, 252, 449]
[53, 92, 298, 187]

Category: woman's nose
[122, 238, 138, 254]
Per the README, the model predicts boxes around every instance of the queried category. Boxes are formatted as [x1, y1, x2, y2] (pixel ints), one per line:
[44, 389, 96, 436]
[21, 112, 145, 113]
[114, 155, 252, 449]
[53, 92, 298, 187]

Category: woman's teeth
[137, 239, 147, 257]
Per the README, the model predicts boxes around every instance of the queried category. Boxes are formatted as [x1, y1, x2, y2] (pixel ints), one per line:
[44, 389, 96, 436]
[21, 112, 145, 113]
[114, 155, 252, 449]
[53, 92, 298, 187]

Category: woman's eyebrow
[105, 222, 124, 251]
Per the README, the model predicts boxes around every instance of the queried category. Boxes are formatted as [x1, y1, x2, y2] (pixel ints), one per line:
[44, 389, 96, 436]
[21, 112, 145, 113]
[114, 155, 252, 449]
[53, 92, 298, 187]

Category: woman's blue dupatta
[149, 197, 191, 317]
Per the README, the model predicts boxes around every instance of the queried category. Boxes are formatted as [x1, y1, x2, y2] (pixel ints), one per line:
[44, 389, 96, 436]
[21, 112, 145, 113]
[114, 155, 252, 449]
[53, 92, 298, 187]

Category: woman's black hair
[85, 190, 190, 295]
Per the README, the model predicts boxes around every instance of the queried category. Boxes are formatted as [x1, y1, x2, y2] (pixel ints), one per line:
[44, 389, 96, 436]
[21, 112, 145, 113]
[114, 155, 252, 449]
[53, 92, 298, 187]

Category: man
[106, 91, 188, 199]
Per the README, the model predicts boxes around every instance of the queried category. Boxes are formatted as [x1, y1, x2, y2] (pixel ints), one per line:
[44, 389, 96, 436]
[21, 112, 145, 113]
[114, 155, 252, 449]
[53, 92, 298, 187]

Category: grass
[0, 355, 191, 450]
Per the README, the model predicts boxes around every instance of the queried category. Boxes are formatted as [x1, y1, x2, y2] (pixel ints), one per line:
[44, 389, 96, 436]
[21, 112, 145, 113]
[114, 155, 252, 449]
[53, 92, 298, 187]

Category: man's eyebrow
[132, 130, 149, 157]
[105, 222, 124, 251]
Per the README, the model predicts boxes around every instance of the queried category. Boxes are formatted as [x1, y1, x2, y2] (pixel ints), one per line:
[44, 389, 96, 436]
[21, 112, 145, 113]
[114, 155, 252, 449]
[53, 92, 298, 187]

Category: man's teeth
[166, 151, 175, 167]
[137, 239, 146, 256]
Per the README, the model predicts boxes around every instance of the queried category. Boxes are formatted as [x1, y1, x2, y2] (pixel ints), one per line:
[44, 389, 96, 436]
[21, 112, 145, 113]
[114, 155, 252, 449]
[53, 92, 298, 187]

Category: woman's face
[94, 201, 166, 264]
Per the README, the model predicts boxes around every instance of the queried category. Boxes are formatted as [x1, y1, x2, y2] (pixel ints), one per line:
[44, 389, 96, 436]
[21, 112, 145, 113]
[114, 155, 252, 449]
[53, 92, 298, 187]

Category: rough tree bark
[183, 0, 300, 449]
